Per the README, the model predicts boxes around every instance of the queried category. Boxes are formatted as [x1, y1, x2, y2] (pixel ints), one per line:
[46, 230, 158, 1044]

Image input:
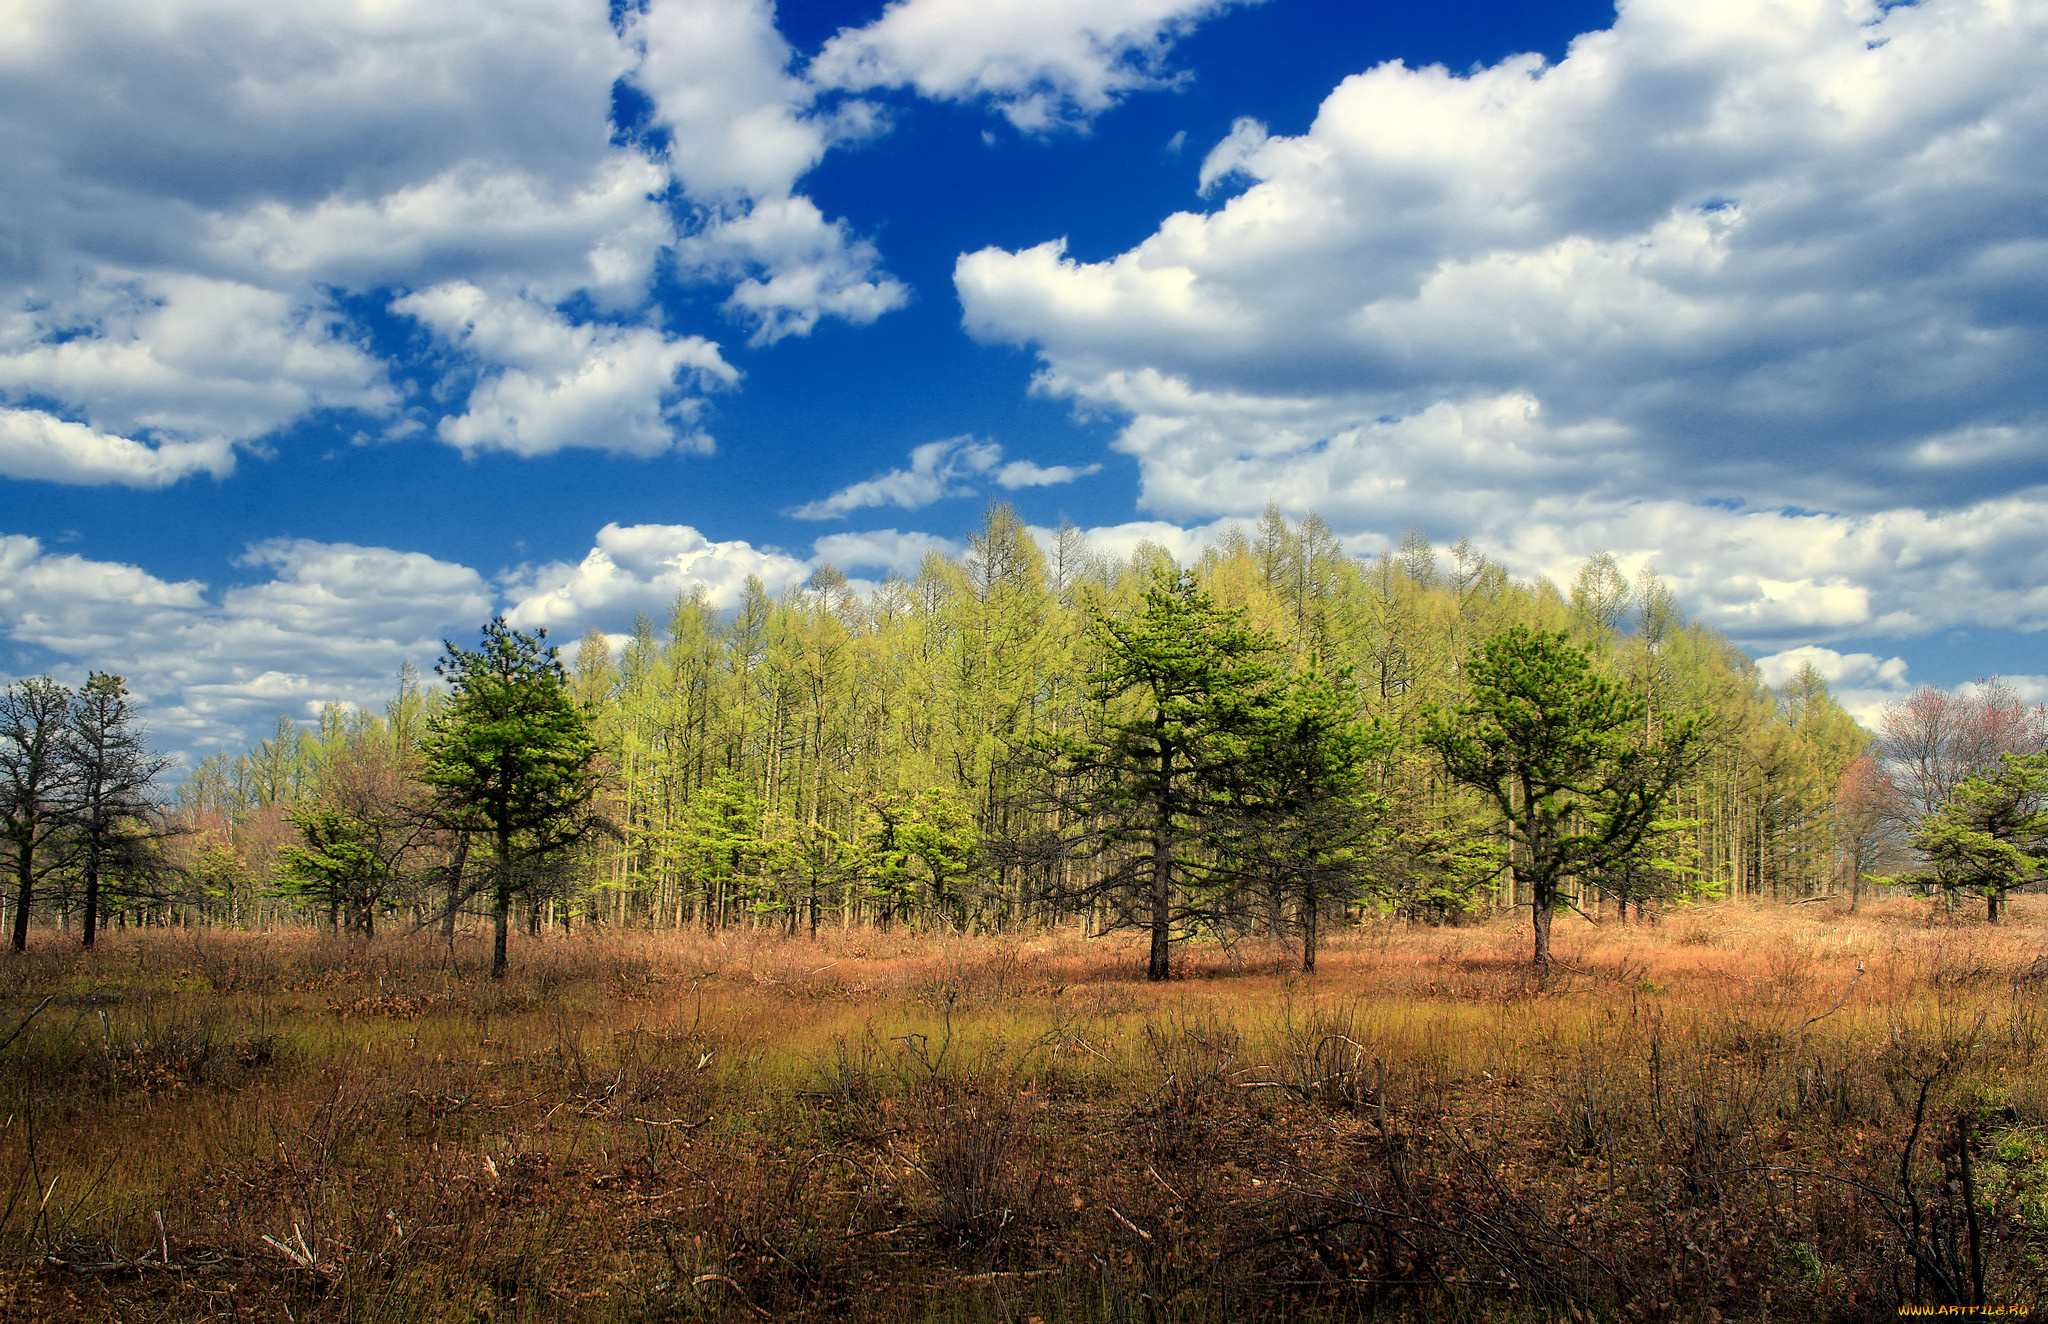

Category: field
[1, 900, 2045, 1323]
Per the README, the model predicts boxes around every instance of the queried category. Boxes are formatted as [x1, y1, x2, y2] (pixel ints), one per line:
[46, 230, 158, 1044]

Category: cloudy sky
[2, 0, 2044, 762]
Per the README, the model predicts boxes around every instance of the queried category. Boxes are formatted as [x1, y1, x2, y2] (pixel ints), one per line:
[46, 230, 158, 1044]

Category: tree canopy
[1422, 628, 1702, 967]
[422, 619, 600, 978]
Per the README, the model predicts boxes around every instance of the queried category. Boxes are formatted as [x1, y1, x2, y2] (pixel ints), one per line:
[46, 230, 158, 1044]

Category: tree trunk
[1529, 872, 1555, 968]
[492, 827, 512, 980]
[1302, 878, 1319, 974]
[1987, 890, 2001, 924]
[1148, 834, 1172, 982]
[12, 842, 33, 953]
[81, 848, 100, 950]
[443, 836, 468, 943]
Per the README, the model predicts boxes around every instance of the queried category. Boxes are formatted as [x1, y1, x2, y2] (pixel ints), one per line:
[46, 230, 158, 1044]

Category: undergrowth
[0, 897, 2044, 1321]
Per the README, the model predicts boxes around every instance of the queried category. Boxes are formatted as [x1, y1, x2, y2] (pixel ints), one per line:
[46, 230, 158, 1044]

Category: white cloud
[676, 196, 909, 345]
[810, 0, 1253, 131]
[0, 409, 233, 487]
[0, 269, 396, 463]
[958, 0, 2048, 647]
[789, 434, 1100, 519]
[1030, 516, 1249, 569]
[1196, 115, 1266, 195]
[392, 283, 737, 457]
[0, 0, 920, 481]
[811, 529, 961, 575]
[633, 0, 839, 201]
[500, 522, 810, 632]
[631, 0, 908, 343]
[0, 0, 666, 474]
[1754, 647, 1911, 692]
[0, 533, 489, 761]
[995, 457, 1102, 488]
[1752, 644, 1915, 728]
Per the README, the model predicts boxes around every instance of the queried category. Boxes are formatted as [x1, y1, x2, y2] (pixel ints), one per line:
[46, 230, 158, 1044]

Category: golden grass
[0, 897, 2044, 1322]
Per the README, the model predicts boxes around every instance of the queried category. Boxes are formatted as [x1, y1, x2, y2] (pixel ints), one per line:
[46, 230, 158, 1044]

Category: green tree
[860, 789, 981, 930]
[1908, 752, 2047, 923]
[275, 806, 395, 939]
[1030, 567, 1288, 980]
[422, 620, 600, 979]
[2, 678, 77, 952]
[1422, 628, 1701, 967]
[1212, 666, 1392, 971]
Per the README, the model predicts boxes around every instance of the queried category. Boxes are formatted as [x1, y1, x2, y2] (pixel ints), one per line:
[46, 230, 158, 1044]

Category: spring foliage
[152, 506, 1933, 963]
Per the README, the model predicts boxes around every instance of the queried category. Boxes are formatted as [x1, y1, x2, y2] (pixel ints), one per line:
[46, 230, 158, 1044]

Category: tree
[1028, 567, 1288, 980]
[69, 674, 171, 949]
[1422, 628, 1701, 967]
[860, 789, 981, 931]
[1907, 752, 2047, 923]
[1, 678, 77, 952]
[273, 737, 431, 939]
[422, 619, 600, 979]
[276, 806, 397, 939]
[1211, 666, 1391, 971]
[1879, 680, 2046, 827]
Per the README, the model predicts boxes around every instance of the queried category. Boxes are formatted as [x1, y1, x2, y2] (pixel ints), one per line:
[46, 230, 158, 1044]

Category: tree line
[6, 507, 2042, 971]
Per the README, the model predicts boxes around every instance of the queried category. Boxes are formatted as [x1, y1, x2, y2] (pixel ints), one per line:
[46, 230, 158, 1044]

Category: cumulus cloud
[1752, 645, 1916, 727]
[0, 0, 666, 474]
[675, 196, 909, 345]
[0, 533, 489, 761]
[0, 0, 924, 483]
[500, 522, 810, 632]
[393, 283, 737, 457]
[0, 409, 233, 487]
[958, 0, 2048, 646]
[788, 435, 1101, 518]
[0, 269, 396, 467]
[630, 0, 909, 343]
[810, 0, 1253, 131]
[811, 529, 961, 575]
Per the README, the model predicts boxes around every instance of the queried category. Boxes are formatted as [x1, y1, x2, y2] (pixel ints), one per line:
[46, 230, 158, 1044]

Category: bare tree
[1, 678, 78, 951]
[1881, 680, 2047, 824]
[70, 674, 172, 948]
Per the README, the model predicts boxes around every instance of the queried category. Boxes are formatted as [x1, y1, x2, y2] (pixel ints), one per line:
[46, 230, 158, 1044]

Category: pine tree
[1422, 629, 1701, 967]
[422, 620, 600, 979]
[1908, 752, 2047, 922]
[1029, 567, 1288, 980]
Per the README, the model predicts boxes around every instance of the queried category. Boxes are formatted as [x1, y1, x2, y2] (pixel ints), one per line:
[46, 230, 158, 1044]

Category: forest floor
[0, 898, 2045, 1323]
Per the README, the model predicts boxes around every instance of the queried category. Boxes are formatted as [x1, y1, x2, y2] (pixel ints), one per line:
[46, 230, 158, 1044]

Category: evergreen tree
[1028, 567, 1288, 980]
[1212, 665, 1392, 971]
[1908, 752, 2047, 922]
[422, 620, 600, 979]
[69, 674, 172, 948]
[1422, 629, 1701, 967]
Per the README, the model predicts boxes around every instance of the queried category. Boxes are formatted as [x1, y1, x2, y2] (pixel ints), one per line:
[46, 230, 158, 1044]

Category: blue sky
[1, 0, 2044, 763]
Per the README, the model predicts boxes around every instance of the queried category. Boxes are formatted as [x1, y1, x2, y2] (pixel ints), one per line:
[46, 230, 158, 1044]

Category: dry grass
[0, 897, 2044, 1321]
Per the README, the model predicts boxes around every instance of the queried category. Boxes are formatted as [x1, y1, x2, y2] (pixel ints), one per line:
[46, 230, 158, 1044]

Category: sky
[2, 0, 2045, 766]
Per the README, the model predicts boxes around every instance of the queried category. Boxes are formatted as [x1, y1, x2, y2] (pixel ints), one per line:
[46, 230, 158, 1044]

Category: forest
[6, 505, 2044, 967]
[5, 508, 2048, 1323]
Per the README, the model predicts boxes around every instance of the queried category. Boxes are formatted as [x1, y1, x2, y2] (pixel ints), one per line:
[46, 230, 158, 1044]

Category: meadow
[1, 900, 2044, 1322]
